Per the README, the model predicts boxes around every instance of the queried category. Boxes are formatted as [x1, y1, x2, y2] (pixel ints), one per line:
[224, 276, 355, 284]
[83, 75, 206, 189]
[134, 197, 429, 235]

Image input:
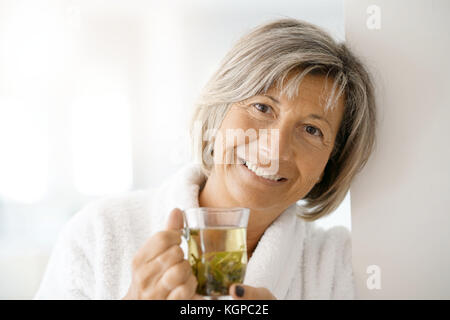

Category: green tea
[187, 227, 247, 297]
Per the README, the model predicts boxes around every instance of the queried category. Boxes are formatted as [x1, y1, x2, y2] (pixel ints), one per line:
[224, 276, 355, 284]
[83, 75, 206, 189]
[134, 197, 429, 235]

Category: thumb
[165, 208, 185, 231]
[229, 284, 276, 300]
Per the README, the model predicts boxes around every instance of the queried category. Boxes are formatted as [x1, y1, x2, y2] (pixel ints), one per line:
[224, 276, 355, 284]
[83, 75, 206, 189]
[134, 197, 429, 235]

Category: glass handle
[181, 210, 189, 242]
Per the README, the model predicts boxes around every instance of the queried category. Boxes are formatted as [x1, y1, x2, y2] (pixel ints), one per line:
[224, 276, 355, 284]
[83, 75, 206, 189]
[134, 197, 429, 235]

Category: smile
[238, 158, 287, 184]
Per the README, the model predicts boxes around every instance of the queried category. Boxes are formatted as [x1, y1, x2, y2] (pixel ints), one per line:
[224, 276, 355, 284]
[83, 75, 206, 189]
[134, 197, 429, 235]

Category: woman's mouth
[237, 158, 287, 185]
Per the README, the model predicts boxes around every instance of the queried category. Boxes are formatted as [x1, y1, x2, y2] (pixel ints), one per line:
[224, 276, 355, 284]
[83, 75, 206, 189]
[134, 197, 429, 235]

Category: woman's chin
[226, 162, 282, 209]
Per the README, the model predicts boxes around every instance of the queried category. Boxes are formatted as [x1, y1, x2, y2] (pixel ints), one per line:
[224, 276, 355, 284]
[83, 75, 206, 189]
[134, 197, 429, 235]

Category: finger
[154, 244, 185, 269]
[166, 274, 198, 300]
[156, 260, 193, 296]
[229, 284, 276, 300]
[133, 230, 182, 266]
[166, 208, 184, 230]
[135, 244, 185, 289]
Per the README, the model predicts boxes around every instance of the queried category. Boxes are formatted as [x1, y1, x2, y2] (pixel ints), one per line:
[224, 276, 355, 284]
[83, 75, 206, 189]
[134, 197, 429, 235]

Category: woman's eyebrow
[262, 94, 280, 104]
[307, 114, 332, 130]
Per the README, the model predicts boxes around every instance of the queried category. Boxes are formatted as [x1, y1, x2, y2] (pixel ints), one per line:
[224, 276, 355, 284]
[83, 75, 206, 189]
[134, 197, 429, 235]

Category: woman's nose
[258, 124, 294, 164]
[277, 121, 297, 163]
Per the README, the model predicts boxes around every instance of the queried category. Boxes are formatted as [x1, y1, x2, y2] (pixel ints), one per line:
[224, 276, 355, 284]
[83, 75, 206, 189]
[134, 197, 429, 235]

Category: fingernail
[235, 285, 244, 297]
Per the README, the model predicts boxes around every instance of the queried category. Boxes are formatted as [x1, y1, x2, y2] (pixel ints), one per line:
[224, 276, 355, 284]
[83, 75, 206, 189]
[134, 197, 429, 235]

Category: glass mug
[182, 207, 250, 300]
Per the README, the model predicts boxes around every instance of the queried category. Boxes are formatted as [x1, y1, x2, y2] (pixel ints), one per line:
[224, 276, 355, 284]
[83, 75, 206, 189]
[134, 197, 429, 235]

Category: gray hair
[189, 18, 377, 221]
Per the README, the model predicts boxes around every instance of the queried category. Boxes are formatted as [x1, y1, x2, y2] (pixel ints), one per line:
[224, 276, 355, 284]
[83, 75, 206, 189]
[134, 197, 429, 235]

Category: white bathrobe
[34, 163, 355, 300]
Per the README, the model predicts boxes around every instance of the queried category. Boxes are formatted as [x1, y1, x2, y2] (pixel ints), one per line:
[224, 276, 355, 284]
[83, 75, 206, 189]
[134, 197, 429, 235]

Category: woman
[35, 18, 376, 300]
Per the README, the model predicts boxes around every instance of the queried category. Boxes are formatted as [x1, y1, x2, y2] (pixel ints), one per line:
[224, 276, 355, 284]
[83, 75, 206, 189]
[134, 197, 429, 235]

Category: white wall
[345, 0, 450, 299]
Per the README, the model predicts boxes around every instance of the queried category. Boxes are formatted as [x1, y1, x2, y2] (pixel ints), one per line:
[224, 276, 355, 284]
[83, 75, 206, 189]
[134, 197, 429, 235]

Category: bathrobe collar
[152, 163, 307, 299]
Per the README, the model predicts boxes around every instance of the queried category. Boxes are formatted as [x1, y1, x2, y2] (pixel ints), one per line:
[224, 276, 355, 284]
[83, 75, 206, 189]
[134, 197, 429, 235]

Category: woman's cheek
[212, 129, 229, 165]
[213, 128, 243, 166]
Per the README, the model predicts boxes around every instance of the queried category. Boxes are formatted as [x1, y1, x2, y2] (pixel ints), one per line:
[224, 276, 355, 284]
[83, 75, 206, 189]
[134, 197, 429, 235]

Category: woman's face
[211, 73, 345, 212]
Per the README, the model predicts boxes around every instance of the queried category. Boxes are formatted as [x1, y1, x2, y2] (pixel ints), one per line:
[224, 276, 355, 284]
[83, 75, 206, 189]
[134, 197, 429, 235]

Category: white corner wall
[345, 0, 450, 299]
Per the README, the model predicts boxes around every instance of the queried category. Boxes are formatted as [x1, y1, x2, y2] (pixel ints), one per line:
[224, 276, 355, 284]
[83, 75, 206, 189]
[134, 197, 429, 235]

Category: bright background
[0, 0, 350, 299]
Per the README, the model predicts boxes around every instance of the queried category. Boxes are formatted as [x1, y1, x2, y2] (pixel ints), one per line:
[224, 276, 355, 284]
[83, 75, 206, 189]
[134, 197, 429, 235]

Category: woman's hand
[123, 208, 202, 300]
[229, 284, 277, 300]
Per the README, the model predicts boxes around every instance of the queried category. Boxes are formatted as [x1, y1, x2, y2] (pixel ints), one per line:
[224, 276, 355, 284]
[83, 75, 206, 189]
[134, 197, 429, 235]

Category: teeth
[243, 160, 284, 181]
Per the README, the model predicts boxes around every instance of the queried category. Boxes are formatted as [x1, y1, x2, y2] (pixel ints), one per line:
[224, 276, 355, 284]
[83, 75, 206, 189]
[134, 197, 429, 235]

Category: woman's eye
[252, 103, 272, 114]
[305, 125, 323, 137]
